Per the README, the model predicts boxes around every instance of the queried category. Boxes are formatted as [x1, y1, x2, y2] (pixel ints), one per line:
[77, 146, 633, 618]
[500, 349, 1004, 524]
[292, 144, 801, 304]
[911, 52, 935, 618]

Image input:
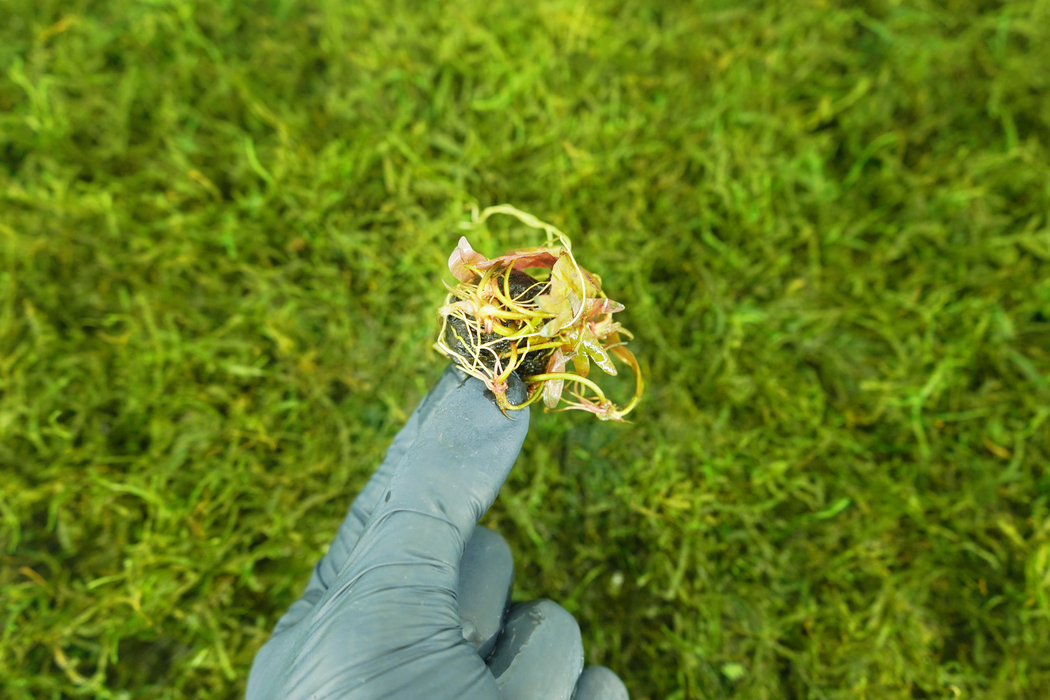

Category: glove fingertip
[572, 666, 630, 700]
[416, 364, 471, 427]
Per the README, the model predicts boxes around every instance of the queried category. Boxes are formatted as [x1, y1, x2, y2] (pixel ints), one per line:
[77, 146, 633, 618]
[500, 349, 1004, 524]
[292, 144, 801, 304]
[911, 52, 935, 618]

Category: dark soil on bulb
[443, 268, 554, 377]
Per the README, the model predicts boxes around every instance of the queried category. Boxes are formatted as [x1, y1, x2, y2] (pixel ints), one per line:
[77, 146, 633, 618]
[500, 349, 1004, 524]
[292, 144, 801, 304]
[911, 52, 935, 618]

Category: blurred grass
[2, 0, 1049, 697]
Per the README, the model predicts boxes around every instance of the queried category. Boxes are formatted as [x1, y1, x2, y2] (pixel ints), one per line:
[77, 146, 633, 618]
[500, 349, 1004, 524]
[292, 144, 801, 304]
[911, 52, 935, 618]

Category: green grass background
[2, 0, 1049, 697]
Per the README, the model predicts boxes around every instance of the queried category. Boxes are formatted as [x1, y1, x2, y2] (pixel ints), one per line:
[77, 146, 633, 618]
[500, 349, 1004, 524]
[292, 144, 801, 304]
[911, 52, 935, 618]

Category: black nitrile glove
[246, 365, 629, 700]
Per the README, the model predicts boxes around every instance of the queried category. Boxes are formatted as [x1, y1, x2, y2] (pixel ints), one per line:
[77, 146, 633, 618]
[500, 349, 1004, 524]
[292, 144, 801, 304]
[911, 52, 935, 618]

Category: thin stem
[521, 340, 563, 353]
[523, 372, 608, 402]
[496, 340, 519, 383]
[505, 386, 547, 410]
[485, 284, 548, 319]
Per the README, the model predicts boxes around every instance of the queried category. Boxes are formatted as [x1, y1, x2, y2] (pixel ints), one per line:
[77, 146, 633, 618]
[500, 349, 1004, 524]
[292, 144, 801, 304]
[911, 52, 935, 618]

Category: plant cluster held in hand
[435, 205, 643, 422]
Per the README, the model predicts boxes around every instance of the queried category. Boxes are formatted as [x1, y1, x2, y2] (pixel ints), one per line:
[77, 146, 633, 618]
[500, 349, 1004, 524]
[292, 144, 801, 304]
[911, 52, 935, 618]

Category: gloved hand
[246, 365, 629, 700]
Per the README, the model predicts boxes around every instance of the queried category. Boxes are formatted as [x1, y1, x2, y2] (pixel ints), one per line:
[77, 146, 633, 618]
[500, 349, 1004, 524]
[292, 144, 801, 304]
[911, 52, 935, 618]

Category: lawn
[2, 0, 1049, 698]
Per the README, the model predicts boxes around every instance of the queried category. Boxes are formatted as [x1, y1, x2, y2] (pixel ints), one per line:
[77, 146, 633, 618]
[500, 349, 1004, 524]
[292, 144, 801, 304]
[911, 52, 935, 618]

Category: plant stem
[524, 372, 608, 401]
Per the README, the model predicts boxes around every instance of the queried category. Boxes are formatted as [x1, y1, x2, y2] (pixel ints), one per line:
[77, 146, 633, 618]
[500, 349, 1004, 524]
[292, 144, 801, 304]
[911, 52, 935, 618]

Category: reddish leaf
[477, 246, 562, 272]
[582, 297, 625, 319]
[448, 237, 489, 282]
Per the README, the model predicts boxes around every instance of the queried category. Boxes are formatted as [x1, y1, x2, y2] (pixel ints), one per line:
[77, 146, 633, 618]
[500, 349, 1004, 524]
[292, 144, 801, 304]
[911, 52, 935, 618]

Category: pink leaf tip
[448, 236, 488, 282]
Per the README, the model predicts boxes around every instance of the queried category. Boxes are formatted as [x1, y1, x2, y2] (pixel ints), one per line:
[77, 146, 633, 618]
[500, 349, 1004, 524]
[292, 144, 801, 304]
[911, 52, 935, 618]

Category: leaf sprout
[434, 204, 644, 422]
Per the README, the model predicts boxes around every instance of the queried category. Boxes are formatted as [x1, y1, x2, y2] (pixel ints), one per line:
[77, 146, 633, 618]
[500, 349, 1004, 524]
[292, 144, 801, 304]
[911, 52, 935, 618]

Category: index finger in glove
[270, 365, 466, 635]
[313, 365, 465, 583]
[323, 371, 529, 611]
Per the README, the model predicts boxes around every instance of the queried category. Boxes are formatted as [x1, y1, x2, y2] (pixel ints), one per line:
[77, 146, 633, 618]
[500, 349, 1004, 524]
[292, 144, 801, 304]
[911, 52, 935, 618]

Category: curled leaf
[536, 286, 581, 338]
[449, 237, 488, 283]
[572, 350, 590, 378]
[542, 348, 569, 408]
[549, 253, 599, 300]
[590, 316, 624, 341]
[569, 324, 617, 376]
